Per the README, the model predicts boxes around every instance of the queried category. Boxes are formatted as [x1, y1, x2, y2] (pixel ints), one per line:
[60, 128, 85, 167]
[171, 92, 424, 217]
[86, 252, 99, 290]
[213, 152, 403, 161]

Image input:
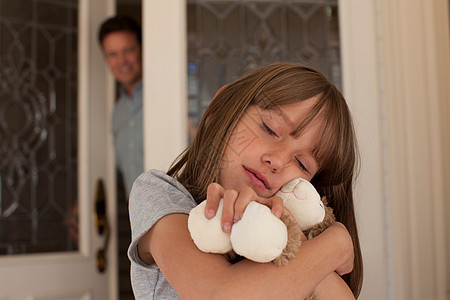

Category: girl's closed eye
[295, 157, 310, 174]
[261, 122, 278, 137]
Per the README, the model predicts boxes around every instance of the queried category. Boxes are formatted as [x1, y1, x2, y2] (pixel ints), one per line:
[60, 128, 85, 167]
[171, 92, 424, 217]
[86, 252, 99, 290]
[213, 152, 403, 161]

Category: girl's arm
[314, 272, 355, 299]
[138, 213, 354, 299]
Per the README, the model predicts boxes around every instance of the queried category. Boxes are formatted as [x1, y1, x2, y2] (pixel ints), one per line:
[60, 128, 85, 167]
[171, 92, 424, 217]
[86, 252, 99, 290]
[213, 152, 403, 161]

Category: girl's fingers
[231, 186, 258, 222]
[256, 196, 284, 218]
[206, 183, 284, 233]
[221, 189, 239, 232]
[330, 223, 354, 275]
[269, 196, 283, 218]
[205, 183, 225, 219]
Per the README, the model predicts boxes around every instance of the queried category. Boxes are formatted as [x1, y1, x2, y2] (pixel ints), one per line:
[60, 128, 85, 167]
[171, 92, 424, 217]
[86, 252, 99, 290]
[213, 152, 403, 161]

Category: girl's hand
[205, 183, 284, 233]
[325, 222, 354, 275]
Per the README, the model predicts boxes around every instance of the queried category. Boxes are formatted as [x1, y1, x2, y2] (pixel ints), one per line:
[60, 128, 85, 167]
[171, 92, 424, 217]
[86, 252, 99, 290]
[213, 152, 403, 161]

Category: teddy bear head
[275, 177, 325, 231]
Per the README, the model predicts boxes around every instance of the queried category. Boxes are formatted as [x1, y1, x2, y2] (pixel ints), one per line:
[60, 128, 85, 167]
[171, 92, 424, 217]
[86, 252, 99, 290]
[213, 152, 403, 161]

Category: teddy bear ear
[188, 200, 233, 254]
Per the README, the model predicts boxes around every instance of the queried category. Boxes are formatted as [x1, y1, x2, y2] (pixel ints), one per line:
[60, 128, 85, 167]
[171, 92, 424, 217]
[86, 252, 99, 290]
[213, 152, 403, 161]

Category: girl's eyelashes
[261, 122, 278, 137]
[295, 157, 310, 174]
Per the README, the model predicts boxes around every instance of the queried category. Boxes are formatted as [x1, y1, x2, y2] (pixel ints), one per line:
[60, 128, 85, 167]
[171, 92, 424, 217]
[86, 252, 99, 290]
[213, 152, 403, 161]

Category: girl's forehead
[256, 96, 321, 130]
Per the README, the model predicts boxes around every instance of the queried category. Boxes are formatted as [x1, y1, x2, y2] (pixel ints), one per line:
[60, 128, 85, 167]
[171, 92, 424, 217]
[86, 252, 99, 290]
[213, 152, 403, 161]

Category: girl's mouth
[243, 166, 270, 190]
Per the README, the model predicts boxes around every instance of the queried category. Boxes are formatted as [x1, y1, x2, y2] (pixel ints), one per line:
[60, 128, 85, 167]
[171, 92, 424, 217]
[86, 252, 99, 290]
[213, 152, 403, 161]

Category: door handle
[94, 179, 110, 273]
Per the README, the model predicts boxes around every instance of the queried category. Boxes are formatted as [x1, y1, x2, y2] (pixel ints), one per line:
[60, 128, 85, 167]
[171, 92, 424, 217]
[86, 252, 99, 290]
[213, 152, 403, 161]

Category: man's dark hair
[98, 15, 142, 45]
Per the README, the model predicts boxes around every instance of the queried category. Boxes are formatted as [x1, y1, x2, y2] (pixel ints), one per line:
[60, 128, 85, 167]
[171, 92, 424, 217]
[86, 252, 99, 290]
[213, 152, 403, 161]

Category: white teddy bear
[188, 177, 335, 264]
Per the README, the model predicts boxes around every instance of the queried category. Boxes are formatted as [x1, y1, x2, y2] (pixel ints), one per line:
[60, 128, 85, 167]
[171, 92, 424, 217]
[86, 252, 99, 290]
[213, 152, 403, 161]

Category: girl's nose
[262, 152, 287, 173]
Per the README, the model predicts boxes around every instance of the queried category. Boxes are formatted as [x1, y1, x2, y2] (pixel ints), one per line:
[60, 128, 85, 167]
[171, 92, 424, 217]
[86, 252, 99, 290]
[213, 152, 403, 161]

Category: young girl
[128, 63, 363, 299]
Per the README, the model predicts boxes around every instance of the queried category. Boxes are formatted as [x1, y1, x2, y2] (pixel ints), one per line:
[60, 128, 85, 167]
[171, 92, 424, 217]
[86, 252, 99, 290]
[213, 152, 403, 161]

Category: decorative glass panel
[0, 0, 78, 255]
[187, 0, 341, 140]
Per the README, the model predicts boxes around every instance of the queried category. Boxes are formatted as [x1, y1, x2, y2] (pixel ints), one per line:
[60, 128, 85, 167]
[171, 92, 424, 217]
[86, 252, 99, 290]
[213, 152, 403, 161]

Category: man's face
[102, 30, 142, 93]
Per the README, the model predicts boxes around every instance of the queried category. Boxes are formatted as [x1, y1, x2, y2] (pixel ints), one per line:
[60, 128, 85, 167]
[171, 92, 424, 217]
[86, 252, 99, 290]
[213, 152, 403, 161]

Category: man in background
[98, 15, 143, 196]
[97, 15, 143, 299]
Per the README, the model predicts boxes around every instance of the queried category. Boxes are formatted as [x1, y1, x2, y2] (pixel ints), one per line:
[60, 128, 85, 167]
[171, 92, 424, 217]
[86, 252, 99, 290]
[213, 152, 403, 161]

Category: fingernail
[233, 213, 241, 222]
[273, 209, 282, 218]
[206, 209, 215, 219]
[223, 222, 232, 232]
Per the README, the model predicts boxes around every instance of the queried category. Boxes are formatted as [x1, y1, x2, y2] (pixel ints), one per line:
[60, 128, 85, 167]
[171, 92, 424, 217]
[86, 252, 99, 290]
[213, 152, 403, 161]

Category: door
[0, 0, 117, 299]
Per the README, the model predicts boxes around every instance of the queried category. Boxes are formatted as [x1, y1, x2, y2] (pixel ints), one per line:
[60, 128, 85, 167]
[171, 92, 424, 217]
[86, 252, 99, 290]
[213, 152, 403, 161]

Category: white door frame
[338, 0, 387, 298]
[142, 0, 188, 172]
[142, 1, 450, 299]
[84, 0, 119, 298]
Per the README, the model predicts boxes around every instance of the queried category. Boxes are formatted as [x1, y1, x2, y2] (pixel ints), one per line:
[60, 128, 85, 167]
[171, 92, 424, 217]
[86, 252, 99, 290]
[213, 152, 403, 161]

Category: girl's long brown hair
[167, 63, 363, 297]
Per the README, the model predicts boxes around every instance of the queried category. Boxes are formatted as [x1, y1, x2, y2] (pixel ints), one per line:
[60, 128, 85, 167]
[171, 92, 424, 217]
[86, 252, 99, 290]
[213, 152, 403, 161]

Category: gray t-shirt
[128, 169, 197, 299]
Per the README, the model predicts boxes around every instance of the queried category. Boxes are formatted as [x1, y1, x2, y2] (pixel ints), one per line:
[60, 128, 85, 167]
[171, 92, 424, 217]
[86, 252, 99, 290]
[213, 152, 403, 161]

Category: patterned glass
[187, 0, 341, 137]
[0, 0, 78, 255]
